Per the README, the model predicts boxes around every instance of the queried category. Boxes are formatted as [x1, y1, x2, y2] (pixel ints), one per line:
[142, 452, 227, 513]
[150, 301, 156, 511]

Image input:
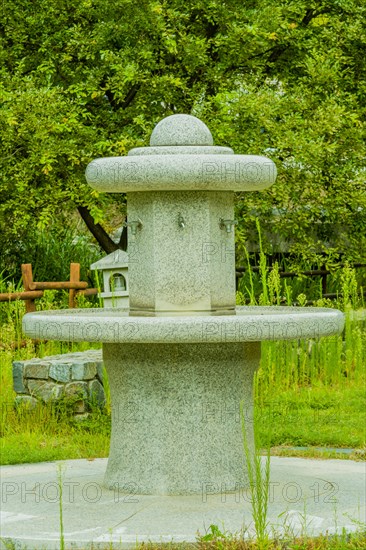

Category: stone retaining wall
[12, 350, 105, 419]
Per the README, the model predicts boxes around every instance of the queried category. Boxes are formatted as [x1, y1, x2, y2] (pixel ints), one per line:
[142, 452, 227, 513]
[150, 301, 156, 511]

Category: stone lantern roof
[90, 249, 128, 271]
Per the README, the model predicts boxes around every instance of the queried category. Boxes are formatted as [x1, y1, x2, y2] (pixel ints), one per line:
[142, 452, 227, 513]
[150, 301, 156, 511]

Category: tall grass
[236, 224, 365, 400]
[0, 225, 103, 283]
[255, 314, 365, 403]
[237, 223, 365, 310]
[241, 400, 272, 549]
[57, 464, 65, 550]
[234, 227, 366, 453]
[0, 237, 365, 465]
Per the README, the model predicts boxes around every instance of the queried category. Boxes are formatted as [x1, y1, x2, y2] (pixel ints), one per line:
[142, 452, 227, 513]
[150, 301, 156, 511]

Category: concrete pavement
[1, 457, 365, 548]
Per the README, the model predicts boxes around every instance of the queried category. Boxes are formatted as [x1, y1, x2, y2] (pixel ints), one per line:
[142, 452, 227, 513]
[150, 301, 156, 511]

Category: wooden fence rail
[0, 291, 44, 302]
[0, 263, 98, 312]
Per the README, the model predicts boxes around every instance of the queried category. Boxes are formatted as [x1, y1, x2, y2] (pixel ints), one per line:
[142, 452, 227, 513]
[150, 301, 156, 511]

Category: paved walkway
[1, 457, 365, 549]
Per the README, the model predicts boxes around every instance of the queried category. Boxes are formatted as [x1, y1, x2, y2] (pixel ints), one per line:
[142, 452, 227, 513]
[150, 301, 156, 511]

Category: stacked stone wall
[12, 350, 105, 419]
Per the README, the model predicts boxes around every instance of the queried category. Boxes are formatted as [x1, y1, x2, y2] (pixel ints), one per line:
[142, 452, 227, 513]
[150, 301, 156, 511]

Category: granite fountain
[23, 114, 344, 497]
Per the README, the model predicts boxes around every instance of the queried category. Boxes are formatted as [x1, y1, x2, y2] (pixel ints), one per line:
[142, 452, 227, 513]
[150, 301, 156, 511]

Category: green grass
[105, 530, 366, 550]
[0, 253, 365, 465]
[0, 340, 110, 465]
[0, 430, 109, 464]
[2, 534, 366, 550]
[0, 283, 365, 550]
[195, 529, 366, 550]
[256, 385, 365, 449]
[1, 319, 365, 465]
[0, 288, 108, 464]
[253, 307, 366, 453]
[0, 224, 103, 283]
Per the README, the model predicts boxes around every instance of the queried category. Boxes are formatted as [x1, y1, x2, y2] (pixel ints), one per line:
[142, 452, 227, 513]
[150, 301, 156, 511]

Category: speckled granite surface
[85, 154, 276, 192]
[103, 341, 259, 495]
[85, 113, 276, 193]
[127, 190, 236, 314]
[23, 306, 344, 343]
[150, 114, 214, 146]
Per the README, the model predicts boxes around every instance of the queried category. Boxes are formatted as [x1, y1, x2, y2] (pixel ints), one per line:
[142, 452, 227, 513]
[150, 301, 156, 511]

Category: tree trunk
[77, 205, 120, 254]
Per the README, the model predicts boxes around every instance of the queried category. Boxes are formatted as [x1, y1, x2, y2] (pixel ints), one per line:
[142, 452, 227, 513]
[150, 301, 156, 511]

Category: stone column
[103, 341, 259, 495]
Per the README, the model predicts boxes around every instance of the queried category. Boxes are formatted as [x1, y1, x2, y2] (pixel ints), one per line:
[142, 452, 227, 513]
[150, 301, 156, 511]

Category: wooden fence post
[69, 263, 80, 308]
[21, 264, 36, 313]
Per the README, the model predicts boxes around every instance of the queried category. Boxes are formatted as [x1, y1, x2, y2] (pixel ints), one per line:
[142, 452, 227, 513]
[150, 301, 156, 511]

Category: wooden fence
[235, 262, 366, 301]
[0, 263, 98, 312]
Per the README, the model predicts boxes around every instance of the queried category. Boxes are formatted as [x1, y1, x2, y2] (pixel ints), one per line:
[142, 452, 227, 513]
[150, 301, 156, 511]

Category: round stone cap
[150, 114, 214, 146]
[85, 113, 277, 192]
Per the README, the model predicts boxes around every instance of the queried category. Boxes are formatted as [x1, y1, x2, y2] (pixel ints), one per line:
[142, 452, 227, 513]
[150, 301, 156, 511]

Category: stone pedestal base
[103, 342, 259, 495]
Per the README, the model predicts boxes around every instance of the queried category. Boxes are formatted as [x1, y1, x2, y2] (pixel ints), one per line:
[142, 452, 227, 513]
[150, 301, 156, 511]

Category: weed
[241, 401, 271, 549]
[57, 464, 66, 550]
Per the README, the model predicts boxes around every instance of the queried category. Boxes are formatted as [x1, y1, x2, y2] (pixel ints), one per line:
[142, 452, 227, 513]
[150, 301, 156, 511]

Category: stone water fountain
[23, 114, 344, 497]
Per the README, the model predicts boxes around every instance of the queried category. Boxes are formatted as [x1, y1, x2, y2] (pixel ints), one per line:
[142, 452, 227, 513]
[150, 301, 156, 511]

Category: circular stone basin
[22, 306, 344, 343]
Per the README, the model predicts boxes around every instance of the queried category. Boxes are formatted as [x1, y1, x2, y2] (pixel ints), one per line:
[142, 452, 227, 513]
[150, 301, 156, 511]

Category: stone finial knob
[150, 114, 214, 147]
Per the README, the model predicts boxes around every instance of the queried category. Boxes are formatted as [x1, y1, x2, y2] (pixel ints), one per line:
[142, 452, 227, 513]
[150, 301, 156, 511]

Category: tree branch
[104, 84, 140, 110]
[263, 8, 327, 73]
[302, 8, 316, 26]
[118, 225, 128, 250]
[121, 84, 140, 109]
[77, 205, 119, 254]
[104, 89, 119, 110]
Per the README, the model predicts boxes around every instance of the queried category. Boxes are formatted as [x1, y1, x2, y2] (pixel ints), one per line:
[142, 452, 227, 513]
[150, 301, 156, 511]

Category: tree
[1, 0, 365, 274]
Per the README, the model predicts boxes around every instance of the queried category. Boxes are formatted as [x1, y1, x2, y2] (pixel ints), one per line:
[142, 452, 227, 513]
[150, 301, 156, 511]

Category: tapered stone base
[103, 341, 259, 495]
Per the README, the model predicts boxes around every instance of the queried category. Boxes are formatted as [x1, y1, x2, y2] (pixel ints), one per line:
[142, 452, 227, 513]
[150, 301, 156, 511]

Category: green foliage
[1, 0, 365, 266]
[0, 224, 102, 281]
[237, 253, 365, 308]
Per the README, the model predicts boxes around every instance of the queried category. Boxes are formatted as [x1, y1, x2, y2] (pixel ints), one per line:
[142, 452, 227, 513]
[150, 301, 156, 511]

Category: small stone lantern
[90, 249, 129, 308]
